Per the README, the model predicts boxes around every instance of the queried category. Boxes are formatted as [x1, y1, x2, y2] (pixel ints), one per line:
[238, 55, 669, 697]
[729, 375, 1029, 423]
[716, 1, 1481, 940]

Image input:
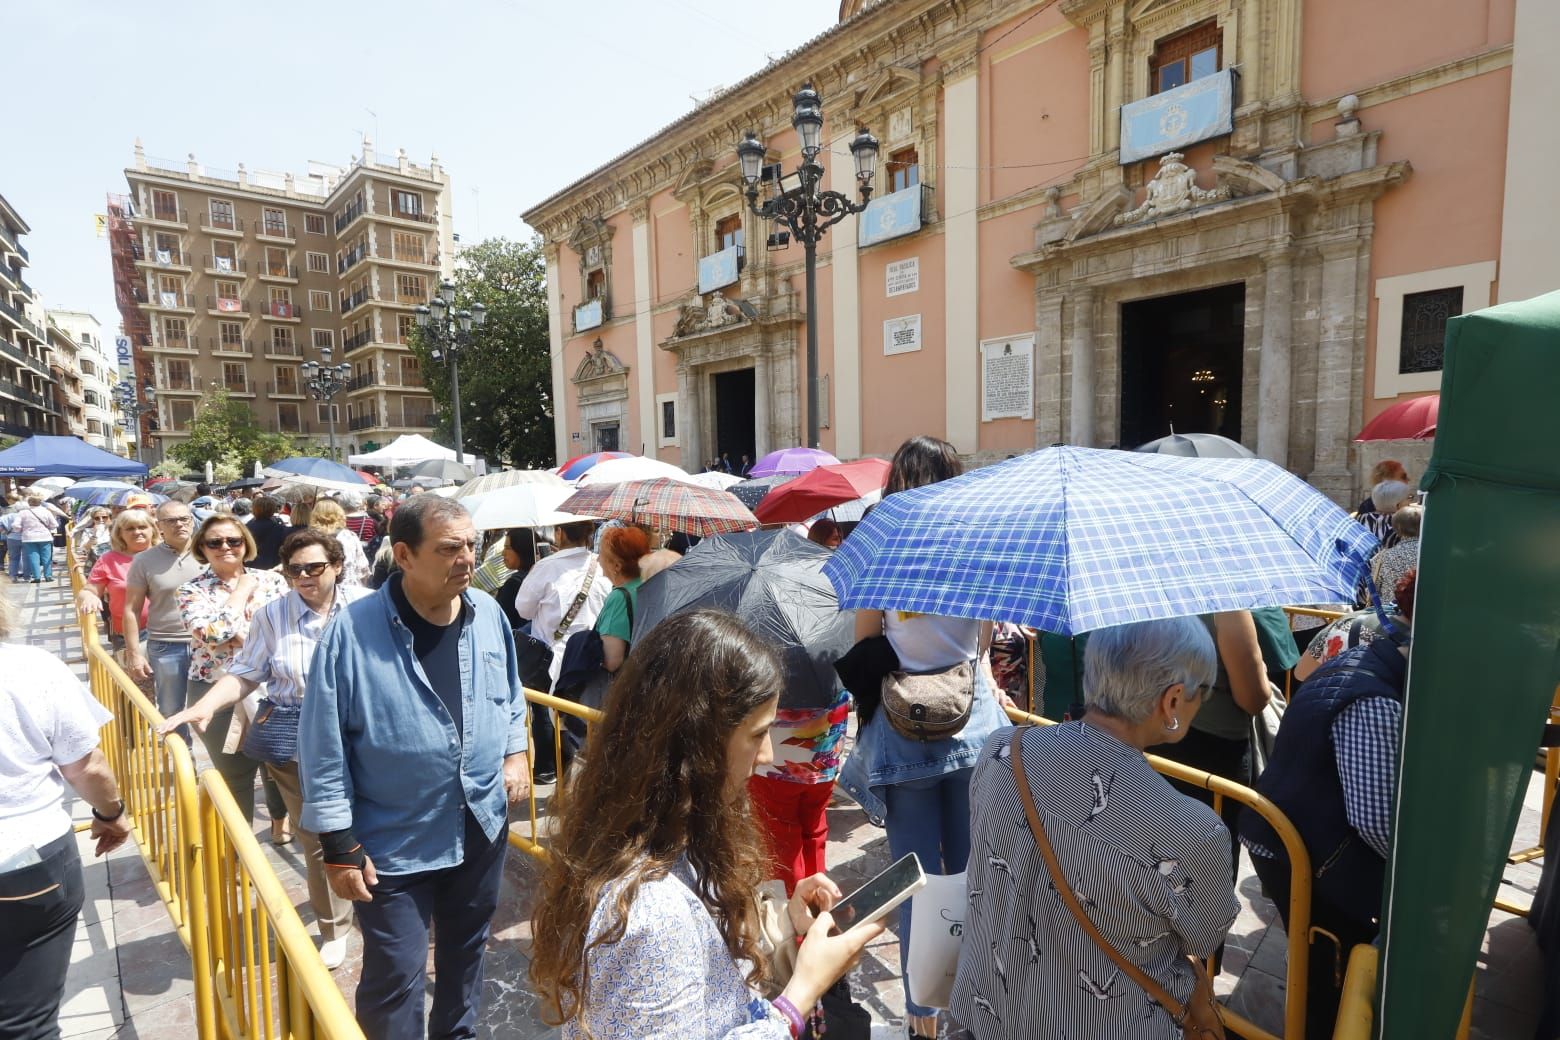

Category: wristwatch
[92, 801, 126, 823]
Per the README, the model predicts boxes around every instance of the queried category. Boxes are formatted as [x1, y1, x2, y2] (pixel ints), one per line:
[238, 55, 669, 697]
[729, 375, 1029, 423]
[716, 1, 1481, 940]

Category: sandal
[271, 818, 294, 846]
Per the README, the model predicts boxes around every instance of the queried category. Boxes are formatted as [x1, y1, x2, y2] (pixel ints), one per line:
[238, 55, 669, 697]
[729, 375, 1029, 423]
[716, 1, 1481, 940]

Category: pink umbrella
[1355, 394, 1439, 441]
[748, 447, 841, 478]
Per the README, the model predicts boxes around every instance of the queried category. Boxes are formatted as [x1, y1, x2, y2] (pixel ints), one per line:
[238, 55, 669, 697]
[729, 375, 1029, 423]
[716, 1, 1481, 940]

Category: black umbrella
[224, 477, 267, 490]
[633, 529, 853, 709]
[729, 473, 799, 512]
[1134, 432, 1256, 459]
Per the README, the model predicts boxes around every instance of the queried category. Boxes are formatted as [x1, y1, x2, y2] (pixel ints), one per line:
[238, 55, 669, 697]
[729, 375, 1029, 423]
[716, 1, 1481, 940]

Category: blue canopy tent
[0, 436, 147, 479]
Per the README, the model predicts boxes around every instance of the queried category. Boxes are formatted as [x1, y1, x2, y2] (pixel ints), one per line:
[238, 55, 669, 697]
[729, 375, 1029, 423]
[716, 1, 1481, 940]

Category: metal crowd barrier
[509, 688, 603, 861]
[65, 535, 362, 1040]
[1332, 945, 1474, 1040]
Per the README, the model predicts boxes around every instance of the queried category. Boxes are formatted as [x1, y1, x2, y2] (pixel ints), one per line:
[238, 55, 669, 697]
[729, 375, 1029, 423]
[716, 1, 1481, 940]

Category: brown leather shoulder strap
[1011, 726, 1188, 1023]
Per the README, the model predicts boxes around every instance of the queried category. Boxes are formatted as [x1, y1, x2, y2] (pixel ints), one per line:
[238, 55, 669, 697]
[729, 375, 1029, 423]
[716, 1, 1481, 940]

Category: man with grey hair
[340, 492, 378, 550]
[300, 494, 529, 1038]
[953, 615, 1237, 1039]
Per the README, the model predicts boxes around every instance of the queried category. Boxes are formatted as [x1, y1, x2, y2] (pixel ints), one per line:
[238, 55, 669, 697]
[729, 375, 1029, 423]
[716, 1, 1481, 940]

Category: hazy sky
[6, 0, 841, 335]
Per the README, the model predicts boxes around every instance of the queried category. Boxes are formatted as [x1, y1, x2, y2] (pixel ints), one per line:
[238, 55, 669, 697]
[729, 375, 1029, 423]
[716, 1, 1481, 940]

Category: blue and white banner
[698, 244, 741, 294]
[858, 185, 923, 248]
[1119, 68, 1238, 164]
[574, 298, 603, 332]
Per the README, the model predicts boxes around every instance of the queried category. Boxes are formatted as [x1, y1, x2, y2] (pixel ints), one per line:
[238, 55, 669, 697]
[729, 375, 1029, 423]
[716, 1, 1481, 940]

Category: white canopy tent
[348, 434, 485, 473]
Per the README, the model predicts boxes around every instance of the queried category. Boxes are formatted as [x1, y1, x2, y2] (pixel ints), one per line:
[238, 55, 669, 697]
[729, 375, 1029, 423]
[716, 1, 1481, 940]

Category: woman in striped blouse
[951, 616, 1239, 1039]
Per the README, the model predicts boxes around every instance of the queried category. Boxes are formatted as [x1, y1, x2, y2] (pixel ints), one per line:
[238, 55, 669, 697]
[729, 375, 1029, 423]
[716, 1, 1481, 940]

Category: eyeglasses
[283, 561, 330, 578]
[158, 516, 193, 526]
[203, 536, 246, 550]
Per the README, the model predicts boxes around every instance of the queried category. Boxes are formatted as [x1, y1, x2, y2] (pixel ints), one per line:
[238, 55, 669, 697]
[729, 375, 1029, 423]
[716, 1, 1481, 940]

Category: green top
[594, 578, 642, 642]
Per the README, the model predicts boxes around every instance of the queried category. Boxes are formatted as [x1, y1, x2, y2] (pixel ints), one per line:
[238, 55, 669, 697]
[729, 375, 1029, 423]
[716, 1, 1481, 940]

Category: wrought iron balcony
[201, 215, 246, 235]
[348, 412, 379, 432]
[334, 200, 366, 233]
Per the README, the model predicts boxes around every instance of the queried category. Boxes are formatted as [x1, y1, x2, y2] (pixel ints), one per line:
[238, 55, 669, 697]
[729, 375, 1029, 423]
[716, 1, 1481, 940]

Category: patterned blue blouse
[569, 859, 790, 1040]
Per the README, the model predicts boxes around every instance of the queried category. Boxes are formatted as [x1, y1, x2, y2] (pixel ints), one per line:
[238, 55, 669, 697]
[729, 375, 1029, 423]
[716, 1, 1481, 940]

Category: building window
[222, 362, 248, 393]
[261, 207, 288, 236]
[306, 251, 330, 274]
[165, 358, 193, 389]
[312, 328, 334, 351]
[265, 246, 290, 277]
[157, 274, 185, 300]
[1398, 287, 1462, 375]
[397, 314, 417, 344]
[1151, 19, 1221, 93]
[276, 402, 301, 431]
[153, 232, 183, 264]
[399, 356, 422, 386]
[211, 240, 238, 270]
[168, 399, 195, 430]
[317, 403, 340, 424]
[662, 400, 676, 439]
[887, 147, 920, 193]
[162, 318, 188, 347]
[392, 190, 423, 217]
[715, 214, 744, 252]
[392, 231, 426, 262]
[151, 189, 179, 221]
[585, 268, 606, 301]
[272, 326, 295, 352]
[219, 321, 244, 349]
[208, 199, 235, 230]
[216, 280, 240, 304]
[274, 365, 298, 395]
[395, 273, 426, 304]
[309, 289, 332, 312]
[304, 213, 326, 235]
[269, 286, 293, 309]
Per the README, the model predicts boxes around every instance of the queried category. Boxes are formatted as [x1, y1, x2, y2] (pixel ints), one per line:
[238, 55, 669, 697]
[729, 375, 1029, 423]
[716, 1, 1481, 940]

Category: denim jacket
[838, 663, 1004, 825]
[299, 582, 528, 875]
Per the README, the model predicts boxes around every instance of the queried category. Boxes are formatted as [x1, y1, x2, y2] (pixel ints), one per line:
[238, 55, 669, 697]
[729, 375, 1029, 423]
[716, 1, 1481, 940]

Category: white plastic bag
[907, 870, 965, 1009]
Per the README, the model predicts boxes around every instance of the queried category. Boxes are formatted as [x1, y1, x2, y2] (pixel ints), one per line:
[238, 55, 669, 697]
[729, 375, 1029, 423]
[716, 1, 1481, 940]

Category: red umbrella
[753, 458, 892, 524]
[1355, 394, 1439, 441]
[355, 469, 379, 484]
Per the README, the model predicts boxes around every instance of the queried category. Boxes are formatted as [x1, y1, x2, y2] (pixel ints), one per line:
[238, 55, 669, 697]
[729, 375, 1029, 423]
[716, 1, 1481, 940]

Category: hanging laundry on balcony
[215, 256, 233, 272]
[160, 291, 178, 307]
[216, 298, 242, 313]
[156, 249, 172, 264]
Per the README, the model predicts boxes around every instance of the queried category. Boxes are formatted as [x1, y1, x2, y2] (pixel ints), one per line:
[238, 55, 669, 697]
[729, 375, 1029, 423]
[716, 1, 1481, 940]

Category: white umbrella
[262, 471, 375, 495]
[454, 468, 569, 500]
[32, 476, 76, 491]
[574, 456, 691, 487]
[465, 484, 599, 530]
[686, 471, 743, 490]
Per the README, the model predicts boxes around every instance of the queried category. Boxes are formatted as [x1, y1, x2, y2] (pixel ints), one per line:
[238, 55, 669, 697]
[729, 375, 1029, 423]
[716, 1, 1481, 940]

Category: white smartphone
[828, 852, 927, 934]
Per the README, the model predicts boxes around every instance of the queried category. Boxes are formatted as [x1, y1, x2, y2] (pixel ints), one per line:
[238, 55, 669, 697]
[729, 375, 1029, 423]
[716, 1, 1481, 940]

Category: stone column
[1069, 288, 1098, 446]
[753, 350, 772, 457]
[1034, 294, 1066, 448]
[1310, 240, 1362, 503]
[1256, 248, 1294, 466]
[678, 366, 703, 471]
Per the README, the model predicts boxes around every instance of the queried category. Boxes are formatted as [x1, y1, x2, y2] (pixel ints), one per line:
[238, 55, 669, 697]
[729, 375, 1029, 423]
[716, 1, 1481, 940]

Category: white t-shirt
[884, 610, 981, 673]
[512, 547, 612, 685]
[0, 644, 111, 859]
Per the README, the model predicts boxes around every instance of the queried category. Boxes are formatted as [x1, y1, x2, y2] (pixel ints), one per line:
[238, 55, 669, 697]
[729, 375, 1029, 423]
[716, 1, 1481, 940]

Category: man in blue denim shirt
[300, 495, 530, 1039]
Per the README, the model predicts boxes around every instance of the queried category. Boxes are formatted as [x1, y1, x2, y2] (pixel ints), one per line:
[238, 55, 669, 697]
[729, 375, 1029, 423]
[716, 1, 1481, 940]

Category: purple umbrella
[748, 447, 841, 478]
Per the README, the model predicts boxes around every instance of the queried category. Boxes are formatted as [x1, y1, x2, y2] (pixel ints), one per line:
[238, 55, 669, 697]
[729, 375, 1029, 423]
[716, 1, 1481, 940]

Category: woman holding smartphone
[530, 610, 883, 1040]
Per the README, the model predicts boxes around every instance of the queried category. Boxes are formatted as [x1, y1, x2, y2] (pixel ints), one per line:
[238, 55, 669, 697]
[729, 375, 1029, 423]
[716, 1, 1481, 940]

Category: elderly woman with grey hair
[951, 616, 1240, 1039]
[1358, 479, 1413, 550]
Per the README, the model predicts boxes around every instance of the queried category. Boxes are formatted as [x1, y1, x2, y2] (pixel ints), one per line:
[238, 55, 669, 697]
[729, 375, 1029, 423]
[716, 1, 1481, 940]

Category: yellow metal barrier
[1332, 945, 1474, 1040]
[65, 531, 361, 1039]
[509, 688, 603, 861]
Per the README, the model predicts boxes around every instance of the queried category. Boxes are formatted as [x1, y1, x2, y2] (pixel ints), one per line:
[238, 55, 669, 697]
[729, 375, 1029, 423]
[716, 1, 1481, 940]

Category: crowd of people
[0, 444, 1424, 1040]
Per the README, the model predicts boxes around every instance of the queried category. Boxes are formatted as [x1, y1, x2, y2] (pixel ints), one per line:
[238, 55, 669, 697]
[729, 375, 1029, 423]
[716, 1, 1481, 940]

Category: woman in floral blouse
[530, 610, 882, 1040]
[177, 514, 288, 826]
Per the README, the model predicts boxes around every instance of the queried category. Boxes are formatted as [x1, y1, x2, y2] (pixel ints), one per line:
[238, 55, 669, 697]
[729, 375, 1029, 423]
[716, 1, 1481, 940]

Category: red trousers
[747, 774, 834, 895]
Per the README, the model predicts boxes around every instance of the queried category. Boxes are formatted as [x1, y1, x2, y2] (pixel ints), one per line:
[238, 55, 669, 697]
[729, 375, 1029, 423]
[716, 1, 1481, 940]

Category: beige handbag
[752, 879, 798, 996]
[880, 660, 976, 741]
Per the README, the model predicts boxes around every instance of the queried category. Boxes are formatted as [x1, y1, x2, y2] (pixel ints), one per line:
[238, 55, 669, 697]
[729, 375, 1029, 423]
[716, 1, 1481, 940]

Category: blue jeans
[354, 810, 507, 1039]
[21, 541, 51, 581]
[146, 640, 192, 744]
[884, 768, 975, 1019]
[3, 537, 19, 579]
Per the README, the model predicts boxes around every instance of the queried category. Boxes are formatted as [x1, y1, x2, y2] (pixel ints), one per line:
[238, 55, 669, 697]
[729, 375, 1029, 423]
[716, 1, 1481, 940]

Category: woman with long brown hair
[530, 610, 882, 1040]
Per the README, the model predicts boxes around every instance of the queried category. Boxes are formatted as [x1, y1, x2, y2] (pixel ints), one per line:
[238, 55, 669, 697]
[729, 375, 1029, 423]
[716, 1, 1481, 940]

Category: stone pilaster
[1309, 239, 1363, 502]
[1069, 288, 1098, 446]
[1256, 247, 1294, 466]
[677, 366, 703, 471]
[1035, 295, 1066, 447]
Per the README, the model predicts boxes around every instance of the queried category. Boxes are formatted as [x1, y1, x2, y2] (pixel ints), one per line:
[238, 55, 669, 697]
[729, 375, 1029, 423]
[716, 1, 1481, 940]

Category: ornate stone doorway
[1119, 283, 1246, 448]
[713, 368, 756, 466]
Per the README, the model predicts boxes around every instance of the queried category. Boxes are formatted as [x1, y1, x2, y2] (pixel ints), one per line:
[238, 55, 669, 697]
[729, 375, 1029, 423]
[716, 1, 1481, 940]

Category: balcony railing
[202, 215, 245, 234]
[391, 371, 425, 388]
[144, 290, 196, 310]
[375, 244, 438, 266]
[400, 411, 436, 428]
[263, 339, 303, 358]
[345, 373, 374, 392]
[259, 262, 299, 280]
[205, 295, 251, 315]
[144, 206, 189, 225]
[143, 247, 189, 267]
[334, 199, 366, 233]
[156, 337, 195, 352]
[268, 417, 316, 434]
[159, 374, 197, 391]
[343, 329, 373, 352]
[208, 337, 253, 355]
[0, 297, 50, 343]
[0, 223, 29, 262]
[339, 288, 372, 314]
[260, 300, 300, 320]
[222, 378, 252, 394]
[348, 413, 378, 432]
[205, 256, 247, 275]
[266, 381, 303, 397]
[338, 245, 368, 273]
[387, 208, 435, 226]
[0, 379, 47, 407]
[256, 220, 296, 240]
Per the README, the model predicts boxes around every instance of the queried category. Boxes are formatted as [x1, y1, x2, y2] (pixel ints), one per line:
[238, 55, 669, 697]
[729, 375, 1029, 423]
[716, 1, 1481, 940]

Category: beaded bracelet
[771, 995, 806, 1039]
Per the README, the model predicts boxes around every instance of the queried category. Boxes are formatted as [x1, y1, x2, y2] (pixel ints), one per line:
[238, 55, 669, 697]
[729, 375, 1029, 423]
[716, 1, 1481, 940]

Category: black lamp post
[415, 278, 486, 464]
[737, 83, 879, 449]
[113, 380, 155, 464]
[301, 347, 351, 462]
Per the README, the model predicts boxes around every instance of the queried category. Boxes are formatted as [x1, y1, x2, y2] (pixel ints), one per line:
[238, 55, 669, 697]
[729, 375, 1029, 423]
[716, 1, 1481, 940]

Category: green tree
[408, 237, 555, 468]
[168, 388, 296, 473]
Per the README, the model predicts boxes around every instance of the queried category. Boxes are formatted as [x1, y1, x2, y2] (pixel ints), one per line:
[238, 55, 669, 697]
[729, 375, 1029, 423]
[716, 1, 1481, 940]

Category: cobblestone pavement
[15, 572, 1547, 1038]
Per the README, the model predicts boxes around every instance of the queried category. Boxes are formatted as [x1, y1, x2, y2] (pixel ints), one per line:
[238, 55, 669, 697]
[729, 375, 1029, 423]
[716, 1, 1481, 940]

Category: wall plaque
[886, 257, 920, 297]
[883, 314, 922, 356]
[981, 335, 1035, 421]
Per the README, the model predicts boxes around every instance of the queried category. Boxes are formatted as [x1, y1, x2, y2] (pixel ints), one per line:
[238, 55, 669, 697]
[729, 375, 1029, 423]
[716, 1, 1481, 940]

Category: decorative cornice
[1300, 44, 1511, 127]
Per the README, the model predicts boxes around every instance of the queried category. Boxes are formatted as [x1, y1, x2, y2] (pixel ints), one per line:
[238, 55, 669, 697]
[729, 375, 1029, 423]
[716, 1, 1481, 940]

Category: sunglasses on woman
[203, 536, 246, 550]
[283, 561, 330, 578]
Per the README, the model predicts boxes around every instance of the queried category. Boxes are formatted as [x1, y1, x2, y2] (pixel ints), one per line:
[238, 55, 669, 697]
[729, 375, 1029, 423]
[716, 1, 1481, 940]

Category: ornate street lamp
[301, 347, 351, 462]
[737, 83, 879, 448]
[415, 278, 486, 464]
[113, 380, 156, 464]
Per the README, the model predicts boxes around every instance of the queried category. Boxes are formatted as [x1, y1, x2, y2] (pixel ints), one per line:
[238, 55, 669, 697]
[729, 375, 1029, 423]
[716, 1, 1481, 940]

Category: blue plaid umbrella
[822, 446, 1379, 635]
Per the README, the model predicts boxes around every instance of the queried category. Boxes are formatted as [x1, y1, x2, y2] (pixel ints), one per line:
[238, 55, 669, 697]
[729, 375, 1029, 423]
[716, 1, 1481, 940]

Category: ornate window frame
[567, 216, 616, 320]
[1372, 261, 1496, 399]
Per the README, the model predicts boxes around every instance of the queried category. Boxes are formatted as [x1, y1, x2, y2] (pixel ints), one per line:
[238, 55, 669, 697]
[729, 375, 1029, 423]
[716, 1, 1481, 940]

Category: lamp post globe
[418, 281, 485, 465]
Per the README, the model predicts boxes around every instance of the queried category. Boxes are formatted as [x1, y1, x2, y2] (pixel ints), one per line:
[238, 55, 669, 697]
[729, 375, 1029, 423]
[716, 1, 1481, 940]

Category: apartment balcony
[0, 418, 34, 437]
[339, 288, 373, 316]
[208, 336, 254, 357]
[375, 208, 437, 229]
[221, 377, 255, 397]
[342, 329, 373, 352]
[204, 256, 248, 277]
[142, 290, 197, 314]
[262, 339, 304, 360]
[334, 199, 366, 234]
[135, 248, 192, 273]
[348, 412, 378, 432]
[0, 223, 29, 266]
[205, 296, 252, 318]
[345, 373, 376, 393]
[0, 378, 47, 408]
[258, 261, 299, 283]
[258, 300, 301, 322]
[0, 264, 26, 292]
[0, 297, 48, 345]
[338, 245, 369, 274]
[268, 418, 317, 435]
[156, 374, 200, 393]
[145, 336, 197, 355]
[139, 206, 189, 228]
[201, 215, 246, 237]
[379, 290, 426, 310]
[372, 245, 439, 269]
[265, 380, 304, 399]
[400, 411, 436, 429]
[255, 221, 297, 244]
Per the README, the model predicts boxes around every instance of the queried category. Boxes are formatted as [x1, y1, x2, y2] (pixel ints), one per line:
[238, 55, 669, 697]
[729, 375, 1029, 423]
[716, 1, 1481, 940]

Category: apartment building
[48, 310, 120, 450]
[116, 139, 454, 460]
[0, 193, 62, 439]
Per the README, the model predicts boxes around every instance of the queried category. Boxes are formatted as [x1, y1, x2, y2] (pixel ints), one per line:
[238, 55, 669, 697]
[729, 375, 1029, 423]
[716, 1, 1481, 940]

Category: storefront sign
[698, 243, 741, 294]
[886, 257, 920, 297]
[981, 335, 1035, 421]
[883, 314, 922, 356]
[858, 185, 922, 247]
[1119, 68, 1238, 164]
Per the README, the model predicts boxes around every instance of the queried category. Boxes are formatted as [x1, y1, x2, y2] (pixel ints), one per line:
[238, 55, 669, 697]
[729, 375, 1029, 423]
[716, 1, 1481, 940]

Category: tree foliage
[168, 388, 301, 472]
[407, 237, 555, 468]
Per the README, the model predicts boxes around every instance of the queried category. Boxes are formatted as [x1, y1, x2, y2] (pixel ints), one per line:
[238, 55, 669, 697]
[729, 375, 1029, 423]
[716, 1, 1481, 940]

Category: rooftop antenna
[365, 108, 380, 153]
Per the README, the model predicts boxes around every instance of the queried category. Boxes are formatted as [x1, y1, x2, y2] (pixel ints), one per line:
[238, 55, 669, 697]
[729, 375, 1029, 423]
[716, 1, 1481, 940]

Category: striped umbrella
[454, 468, 569, 500]
[559, 477, 757, 537]
[556, 451, 632, 480]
